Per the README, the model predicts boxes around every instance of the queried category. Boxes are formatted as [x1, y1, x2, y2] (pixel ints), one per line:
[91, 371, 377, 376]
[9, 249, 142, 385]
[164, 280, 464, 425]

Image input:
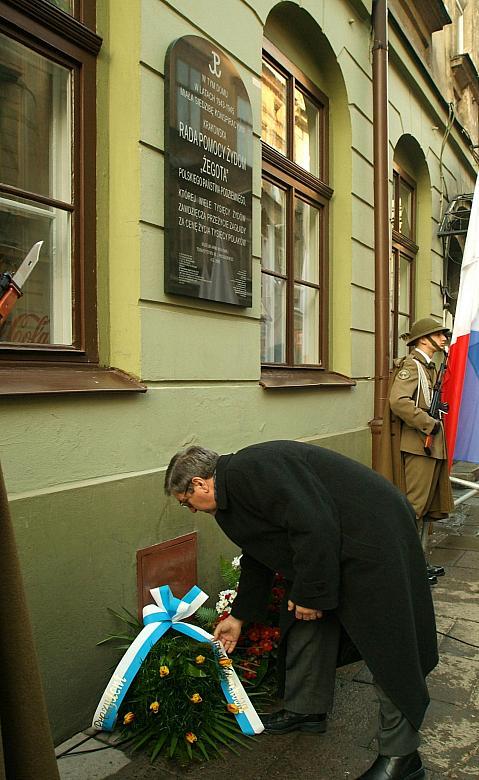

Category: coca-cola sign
[2, 312, 50, 344]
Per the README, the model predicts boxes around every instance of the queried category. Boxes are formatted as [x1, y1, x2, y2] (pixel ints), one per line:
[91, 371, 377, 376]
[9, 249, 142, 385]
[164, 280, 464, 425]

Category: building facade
[0, 0, 477, 741]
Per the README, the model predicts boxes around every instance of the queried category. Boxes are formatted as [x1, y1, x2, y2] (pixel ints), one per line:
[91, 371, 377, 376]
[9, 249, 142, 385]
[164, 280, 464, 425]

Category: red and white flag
[442, 175, 479, 466]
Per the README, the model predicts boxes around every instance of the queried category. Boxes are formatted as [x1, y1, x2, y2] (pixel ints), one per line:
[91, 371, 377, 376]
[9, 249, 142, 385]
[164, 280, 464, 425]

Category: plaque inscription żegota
[165, 36, 253, 306]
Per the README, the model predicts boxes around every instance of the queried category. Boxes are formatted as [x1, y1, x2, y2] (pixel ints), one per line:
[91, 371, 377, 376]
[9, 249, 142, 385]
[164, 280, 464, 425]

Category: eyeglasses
[179, 481, 193, 508]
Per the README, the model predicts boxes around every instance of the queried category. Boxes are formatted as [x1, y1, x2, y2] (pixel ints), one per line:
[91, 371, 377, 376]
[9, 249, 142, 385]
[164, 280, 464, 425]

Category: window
[390, 166, 417, 361]
[261, 42, 331, 369]
[455, 0, 466, 55]
[0, 0, 101, 377]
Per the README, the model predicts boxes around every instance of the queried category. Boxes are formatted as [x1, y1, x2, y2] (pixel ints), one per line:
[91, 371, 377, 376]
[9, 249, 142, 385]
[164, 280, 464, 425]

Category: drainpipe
[370, 0, 390, 469]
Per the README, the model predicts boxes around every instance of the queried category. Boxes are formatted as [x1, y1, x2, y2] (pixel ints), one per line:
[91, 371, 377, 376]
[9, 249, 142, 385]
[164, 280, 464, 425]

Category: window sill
[0, 364, 147, 396]
[260, 367, 356, 390]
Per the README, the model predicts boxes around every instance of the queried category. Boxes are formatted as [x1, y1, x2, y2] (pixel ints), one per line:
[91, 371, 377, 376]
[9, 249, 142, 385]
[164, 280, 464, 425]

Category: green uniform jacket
[378, 349, 453, 518]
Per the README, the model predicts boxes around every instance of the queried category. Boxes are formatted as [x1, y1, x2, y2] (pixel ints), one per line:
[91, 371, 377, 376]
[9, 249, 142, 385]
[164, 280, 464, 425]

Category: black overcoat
[214, 440, 438, 730]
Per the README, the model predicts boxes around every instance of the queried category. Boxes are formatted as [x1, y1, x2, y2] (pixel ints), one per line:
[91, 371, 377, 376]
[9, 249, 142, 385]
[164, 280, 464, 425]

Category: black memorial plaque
[165, 36, 253, 306]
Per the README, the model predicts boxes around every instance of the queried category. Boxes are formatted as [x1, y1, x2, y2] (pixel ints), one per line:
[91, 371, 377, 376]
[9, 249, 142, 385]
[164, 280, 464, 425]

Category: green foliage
[195, 606, 218, 631]
[46, 0, 72, 11]
[219, 556, 240, 589]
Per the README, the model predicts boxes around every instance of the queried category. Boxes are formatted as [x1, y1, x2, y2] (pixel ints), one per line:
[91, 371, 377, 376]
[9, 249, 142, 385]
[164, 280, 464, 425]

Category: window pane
[294, 198, 320, 282]
[261, 274, 286, 363]
[294, 284, 319, 364]
[262, 180, 286, 274]
[389, 252, 395, 314]
[294, 88, 319, 175]
[0, 34, 72, 202]
[46, 0, 74, 12]
[261, 60, 287, 156]
[0, 195, 72, 345]
[399, 180, 413, 238]
[398, 253, 411, 314]
[397, 313, 409, 358]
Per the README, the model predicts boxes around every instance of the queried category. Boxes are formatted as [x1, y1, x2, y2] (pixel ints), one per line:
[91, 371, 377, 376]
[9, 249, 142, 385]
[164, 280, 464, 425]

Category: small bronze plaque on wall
[136, 532, 197, 619]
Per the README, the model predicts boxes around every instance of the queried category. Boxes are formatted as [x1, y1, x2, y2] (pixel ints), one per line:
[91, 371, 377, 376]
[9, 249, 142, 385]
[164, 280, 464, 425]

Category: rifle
[424, 349, 449, 455]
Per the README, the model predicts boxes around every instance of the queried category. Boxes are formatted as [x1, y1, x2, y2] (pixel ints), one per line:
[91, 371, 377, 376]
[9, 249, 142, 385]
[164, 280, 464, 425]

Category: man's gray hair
[164, 445, 219, 495]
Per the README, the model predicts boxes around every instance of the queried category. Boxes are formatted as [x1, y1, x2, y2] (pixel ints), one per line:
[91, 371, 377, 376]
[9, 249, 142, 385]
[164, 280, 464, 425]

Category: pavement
[56, 480, 479, 780]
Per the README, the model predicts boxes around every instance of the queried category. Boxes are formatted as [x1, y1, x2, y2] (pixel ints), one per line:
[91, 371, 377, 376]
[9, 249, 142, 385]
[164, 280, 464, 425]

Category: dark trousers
[283, 616, 421, 756]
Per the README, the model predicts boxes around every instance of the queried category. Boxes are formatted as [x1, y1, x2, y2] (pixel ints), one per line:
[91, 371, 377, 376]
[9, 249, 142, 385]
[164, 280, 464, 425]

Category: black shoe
[428, 565, 445, 577]
[428, 573, 438, 586]
[261, 708, 327, 734]
[355, 751, 425, 779]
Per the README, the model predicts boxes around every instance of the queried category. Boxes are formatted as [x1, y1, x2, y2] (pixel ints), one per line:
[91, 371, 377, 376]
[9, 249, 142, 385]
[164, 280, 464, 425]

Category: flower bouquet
[101, 621, 251, 762]
[196, 556, 285, 688]
[95, 557, 285, 765]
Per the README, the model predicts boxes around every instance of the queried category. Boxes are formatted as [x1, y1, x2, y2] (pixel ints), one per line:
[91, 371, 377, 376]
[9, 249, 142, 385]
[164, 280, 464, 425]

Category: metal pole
[450, 476, 479, 506]
[370, 0, 391, 469]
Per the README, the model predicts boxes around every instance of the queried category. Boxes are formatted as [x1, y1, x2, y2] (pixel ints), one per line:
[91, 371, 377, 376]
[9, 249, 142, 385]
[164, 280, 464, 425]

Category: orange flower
[219, 657, 233, 667]
[149, 701, 160, 713]
[195, 655, 205, 664]
[159, 665, 170, 677]
[123, 711, 135, 725]
[185, 732, 197, 743]
[227, 703, 240, 714]
[190, 693, 202, 704]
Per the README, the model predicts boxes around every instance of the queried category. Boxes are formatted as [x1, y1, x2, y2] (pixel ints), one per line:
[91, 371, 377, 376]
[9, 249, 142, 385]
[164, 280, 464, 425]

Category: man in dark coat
[165, 441, 437, 780]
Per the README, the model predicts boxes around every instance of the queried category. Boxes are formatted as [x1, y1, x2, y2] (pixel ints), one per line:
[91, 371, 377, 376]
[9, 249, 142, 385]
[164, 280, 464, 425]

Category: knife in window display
[0, 241, 43, 326]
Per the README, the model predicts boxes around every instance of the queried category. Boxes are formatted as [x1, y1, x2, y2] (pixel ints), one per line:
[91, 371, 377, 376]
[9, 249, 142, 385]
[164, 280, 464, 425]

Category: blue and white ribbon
[92, 585, 263, 736]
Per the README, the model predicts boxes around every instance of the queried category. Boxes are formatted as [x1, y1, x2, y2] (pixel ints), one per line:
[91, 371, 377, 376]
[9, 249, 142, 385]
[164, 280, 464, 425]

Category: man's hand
[213, 615, 243, 653]
[288, 600, 323, 620]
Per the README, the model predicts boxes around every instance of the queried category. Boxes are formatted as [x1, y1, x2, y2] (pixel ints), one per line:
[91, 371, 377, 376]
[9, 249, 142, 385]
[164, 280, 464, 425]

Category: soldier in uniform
[378, 318, 454, 584]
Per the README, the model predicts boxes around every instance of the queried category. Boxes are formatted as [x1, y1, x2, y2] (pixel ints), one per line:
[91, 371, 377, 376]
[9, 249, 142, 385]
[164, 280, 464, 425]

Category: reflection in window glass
[262, 61, 287, 156]
[399, 180, 413, 238]
[398, 253, 411, 313]
[294, 198, 320, 282]
[0, 197, 72, 345]
[389, 248, 413, 361]
[294, 89, 319, 175]
[261, 274, 286, 363]
[397, 313, 409, 359]
[261, 50, 327, 367]
[261, 180, 286, 274]
[0, 35, 73, 346]
[46, 0, 74, 12]
[0, 34, 71, 201]
[397, 254, 411, 359]
[294, 284, 319, 364]
[389, 252, 395, 361]
[176, 58, 201, 134]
